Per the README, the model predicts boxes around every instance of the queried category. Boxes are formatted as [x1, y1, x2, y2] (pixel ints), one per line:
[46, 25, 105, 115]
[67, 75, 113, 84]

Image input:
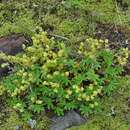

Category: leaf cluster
[0, 31, 129, 117]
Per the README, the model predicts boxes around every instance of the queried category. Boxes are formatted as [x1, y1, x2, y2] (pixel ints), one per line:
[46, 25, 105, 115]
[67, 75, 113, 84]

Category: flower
[89, 103, 94, 108]
[31, 97, 35, 102]
[89, 84, 93, 90]
[36, 100, 43, 104]
[65, 95, 69, 99]
[77, 97, 82, 101]
[16, 103, 22, 107]
[94, 102, 99, 106]
[90, 95, 94, 100]
[85, 96, 90, 101]
[80, 87, 84, 91]
[66, 89, 72, 95]
[54, 89, 58, 93]
[65, 71, 69, 76]
[93, 91, 98, 96]
[104, 39, 108, 43]
[81, 93, 86, 99]
[1, 62, 9, 68]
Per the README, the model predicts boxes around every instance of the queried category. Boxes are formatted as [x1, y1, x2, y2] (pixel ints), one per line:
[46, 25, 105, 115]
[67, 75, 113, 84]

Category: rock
[27, 119, 37, 129]
[14, 125, 21, 130]
[0, 34, 31, 78]
[127, 98, 130, 106]
[50, 110, 86, 130]
[0, 34, 31, 55]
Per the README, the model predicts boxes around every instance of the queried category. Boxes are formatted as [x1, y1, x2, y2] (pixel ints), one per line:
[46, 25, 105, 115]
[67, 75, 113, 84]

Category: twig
[48, 33, 70, 41]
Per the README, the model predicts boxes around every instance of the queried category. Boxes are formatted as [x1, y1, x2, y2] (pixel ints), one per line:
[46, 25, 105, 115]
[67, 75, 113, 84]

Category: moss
[36, 113, 51, 130]
[0, 0, 129, 37]
[0, 109, 50, 130]
[0, 109, 24, 130]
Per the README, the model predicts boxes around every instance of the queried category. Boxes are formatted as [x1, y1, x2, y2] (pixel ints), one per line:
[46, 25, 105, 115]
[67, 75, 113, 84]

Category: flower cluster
[0, 31, 128, 116]
[78, 38, 109, 59]
[116, 48, 129, 65]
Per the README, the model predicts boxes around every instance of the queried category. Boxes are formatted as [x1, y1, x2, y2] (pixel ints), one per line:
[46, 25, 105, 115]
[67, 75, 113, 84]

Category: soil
[95, 23, 130, 74]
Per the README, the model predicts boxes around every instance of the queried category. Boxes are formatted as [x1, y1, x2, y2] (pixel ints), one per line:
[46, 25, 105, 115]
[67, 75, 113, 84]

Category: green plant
[0, 32, 129, 118]
[0, 2, 37, 36]
[68, 76, 130, 130]
[0, 0, 129, 39]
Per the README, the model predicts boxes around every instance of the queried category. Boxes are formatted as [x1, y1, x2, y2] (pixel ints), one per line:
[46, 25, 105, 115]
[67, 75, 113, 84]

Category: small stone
[50, 110, 86, 130]
[27, 119, 37, 129]
[0, 34, 30, 78]
[127, 98, 130, 106]
[14, 125, 20, 130]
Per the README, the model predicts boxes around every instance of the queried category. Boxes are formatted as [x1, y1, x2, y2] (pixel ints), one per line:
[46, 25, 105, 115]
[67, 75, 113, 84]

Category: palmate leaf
[105, 66, 123, 77]
[31, 104, 44, 113]
[54, 107, 64, 116]
[31, 64, 42, 84]
[2, 73, 21, 92]
[79, 105, 92, 115]
[63, 59, 76, 71]
[72, 73, 86, 85]
[42, 97, 54, 109]
[85, 69, 99, 82]
[22, 111, 31, 121]
[52, 74, 69, 86]
[56, 88, 66, 98]
[104, 79, 119, 95]
[80, 57, 101, 72]
[64, 101, 77, 110]
[80, 57, 94, 68]
[32, 85, 54, 97]
[98, 50, 113, 67]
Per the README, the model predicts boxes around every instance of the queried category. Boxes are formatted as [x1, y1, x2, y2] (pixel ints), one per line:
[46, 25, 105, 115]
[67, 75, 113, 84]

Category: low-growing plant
[0, 32, 129, 118]
[0, 2, 37, 36]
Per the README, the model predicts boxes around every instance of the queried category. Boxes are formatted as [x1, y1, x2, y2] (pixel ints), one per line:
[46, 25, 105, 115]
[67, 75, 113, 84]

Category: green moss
[0, 108, 50, 130]
[36, 114, 50, 130]
[1, 0, 129, 37]
[0, 109, 24, 130]
[0, 2, 37, 36]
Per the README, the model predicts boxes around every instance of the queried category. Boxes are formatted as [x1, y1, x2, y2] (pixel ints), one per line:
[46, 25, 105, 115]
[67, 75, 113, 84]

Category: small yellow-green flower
[89, 103, 94, 108]
[85, 96, 90, 101]
[36, 100, 43, 104]
[94, 102, 99, 106]
[66, 89, 72, 95]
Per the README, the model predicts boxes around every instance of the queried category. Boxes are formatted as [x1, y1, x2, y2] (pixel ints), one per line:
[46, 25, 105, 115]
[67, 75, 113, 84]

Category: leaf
[86, 69, 99, 82]
[31, 64, 42, 84]
[53, 74, 69, 86]
[64, 101, 77, 110]
[98, 50, 113, 67]
[80, 105, 92, 115]
[54, 107, 64, 116]
[31, 104, 44, 113]
[72, 74, 86, 85]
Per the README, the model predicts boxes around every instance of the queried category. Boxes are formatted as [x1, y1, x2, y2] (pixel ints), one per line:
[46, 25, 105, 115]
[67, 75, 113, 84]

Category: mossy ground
[0, 109, 50, 130]
[0, 0, 130, 130]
